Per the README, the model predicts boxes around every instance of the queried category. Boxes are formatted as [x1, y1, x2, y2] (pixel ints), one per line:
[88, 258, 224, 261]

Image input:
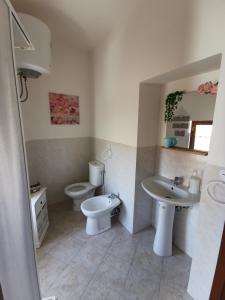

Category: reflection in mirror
[166, 92, 216, 152]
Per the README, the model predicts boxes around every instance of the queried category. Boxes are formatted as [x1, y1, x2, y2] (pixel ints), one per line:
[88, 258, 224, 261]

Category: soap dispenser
[189, 170, 201, 194]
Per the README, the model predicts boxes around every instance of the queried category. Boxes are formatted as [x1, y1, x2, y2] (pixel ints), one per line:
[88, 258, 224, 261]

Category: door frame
[210, 222, 225, 300]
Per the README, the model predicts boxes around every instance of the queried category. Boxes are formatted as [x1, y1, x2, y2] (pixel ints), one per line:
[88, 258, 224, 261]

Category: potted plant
[164, 91, 185, 122]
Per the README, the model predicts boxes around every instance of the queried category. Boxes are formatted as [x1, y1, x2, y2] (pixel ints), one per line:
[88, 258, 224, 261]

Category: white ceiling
[11, 0, 142, 49]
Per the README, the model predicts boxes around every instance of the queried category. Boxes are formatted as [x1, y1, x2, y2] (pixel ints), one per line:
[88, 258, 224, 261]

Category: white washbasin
[141, 176, 200, 206]
[141, 175, 200, 257]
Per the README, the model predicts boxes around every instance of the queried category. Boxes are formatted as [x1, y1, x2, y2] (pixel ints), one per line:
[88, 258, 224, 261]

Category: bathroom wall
[133, 84, 162, 233]
[156, 148, 207, 190]
[188, 163, 225, 300]
[188, 56, 225, 300]
[26, 138, 92, 204]
[93, 0, 224, 147]
[21, 38, 93, 141]
[20, 37, 93, 204]
[92, 138, 136, 233]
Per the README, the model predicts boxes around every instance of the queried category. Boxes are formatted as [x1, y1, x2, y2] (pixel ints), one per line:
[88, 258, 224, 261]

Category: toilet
[64, 161, 104, 211]
[81, 194, 120, 235]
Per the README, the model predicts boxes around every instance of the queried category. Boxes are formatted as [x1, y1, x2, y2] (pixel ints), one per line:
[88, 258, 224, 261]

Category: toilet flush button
[219, 170, 225, 182]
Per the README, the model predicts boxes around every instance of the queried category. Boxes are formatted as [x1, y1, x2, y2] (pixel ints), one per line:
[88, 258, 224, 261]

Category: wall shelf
[160, 146, 208, 156]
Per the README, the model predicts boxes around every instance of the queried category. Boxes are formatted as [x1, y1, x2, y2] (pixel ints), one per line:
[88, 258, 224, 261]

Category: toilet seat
[64, 182, 95, 198]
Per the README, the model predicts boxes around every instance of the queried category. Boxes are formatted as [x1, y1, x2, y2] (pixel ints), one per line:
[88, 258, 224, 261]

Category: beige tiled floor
[37, 202, 193, 300]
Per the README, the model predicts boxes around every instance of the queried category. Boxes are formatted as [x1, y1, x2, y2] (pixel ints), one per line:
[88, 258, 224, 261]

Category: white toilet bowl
[64, 161, 105, 211]
[81, 195, 120, 235]
[64, 182, 95, 211]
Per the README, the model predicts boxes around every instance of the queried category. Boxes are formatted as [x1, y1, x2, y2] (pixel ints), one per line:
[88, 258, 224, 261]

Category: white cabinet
[30, 187, 49, 248]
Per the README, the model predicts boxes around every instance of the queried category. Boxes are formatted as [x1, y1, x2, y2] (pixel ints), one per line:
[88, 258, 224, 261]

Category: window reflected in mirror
[165, 92, 216, 153]
[190, 121, 213, 152]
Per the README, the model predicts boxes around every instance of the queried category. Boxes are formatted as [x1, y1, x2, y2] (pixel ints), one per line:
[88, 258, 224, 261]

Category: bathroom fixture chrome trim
[175, 206, 193, 212]
[171, 176, 183, 186]
[108, 193, 120, 200]
[111, 206, 121, 217]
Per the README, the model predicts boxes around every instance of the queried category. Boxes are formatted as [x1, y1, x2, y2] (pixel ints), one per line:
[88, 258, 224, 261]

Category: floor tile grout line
[79, 232, 118, 299]
[157, 257, 164, 299]
[38, 211, 87, 297]
[40, 257, 70, 297]
[84, 231, 137, 299]
[123, 237, 139, 290]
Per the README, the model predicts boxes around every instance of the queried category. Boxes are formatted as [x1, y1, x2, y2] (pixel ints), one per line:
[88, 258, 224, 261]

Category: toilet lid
[65, 182, 95, 197]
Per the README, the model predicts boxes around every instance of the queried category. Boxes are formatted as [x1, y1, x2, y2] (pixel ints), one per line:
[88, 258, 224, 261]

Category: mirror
[165, 92, 216, 152]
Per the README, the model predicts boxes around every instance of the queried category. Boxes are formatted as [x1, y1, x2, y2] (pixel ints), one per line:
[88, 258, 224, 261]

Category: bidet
[81, 194, 121, 235]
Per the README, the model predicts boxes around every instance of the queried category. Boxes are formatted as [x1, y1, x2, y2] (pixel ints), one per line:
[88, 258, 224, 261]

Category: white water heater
[15, 13, 51, 78]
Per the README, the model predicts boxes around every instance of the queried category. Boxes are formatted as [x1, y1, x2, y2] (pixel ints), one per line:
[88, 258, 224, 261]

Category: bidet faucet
[108, 193, 120, 199]
[171, 176, 183, 186]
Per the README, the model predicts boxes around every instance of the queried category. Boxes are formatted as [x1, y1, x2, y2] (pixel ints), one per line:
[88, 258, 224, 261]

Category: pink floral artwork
[197, 81, 218, 96]
[49, 92, 80, 125]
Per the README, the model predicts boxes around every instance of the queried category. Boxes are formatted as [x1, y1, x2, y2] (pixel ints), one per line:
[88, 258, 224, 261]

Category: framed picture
[49, 92, 80, 125]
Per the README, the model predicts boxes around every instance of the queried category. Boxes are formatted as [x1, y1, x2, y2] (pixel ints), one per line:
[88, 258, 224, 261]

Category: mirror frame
[161, 146, 208, 156]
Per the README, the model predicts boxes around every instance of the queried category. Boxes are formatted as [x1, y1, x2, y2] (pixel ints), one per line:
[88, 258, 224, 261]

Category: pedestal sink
[141, 176, 200, 257]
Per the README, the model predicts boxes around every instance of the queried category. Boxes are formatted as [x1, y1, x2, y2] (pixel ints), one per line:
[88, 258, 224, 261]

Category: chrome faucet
[108, 193, 120, 199]
[171, 176, 183, 186]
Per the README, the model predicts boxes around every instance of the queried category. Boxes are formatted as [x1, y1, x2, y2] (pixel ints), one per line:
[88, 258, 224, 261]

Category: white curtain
[0, 1, 40, 299]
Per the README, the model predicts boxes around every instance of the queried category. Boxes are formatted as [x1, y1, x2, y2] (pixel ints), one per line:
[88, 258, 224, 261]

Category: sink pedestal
[141, 176, 200, 256]
[153, 202, 175, 256]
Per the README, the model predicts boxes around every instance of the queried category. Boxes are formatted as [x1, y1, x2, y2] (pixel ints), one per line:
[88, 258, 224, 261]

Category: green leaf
[164, 90, 185, 122]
